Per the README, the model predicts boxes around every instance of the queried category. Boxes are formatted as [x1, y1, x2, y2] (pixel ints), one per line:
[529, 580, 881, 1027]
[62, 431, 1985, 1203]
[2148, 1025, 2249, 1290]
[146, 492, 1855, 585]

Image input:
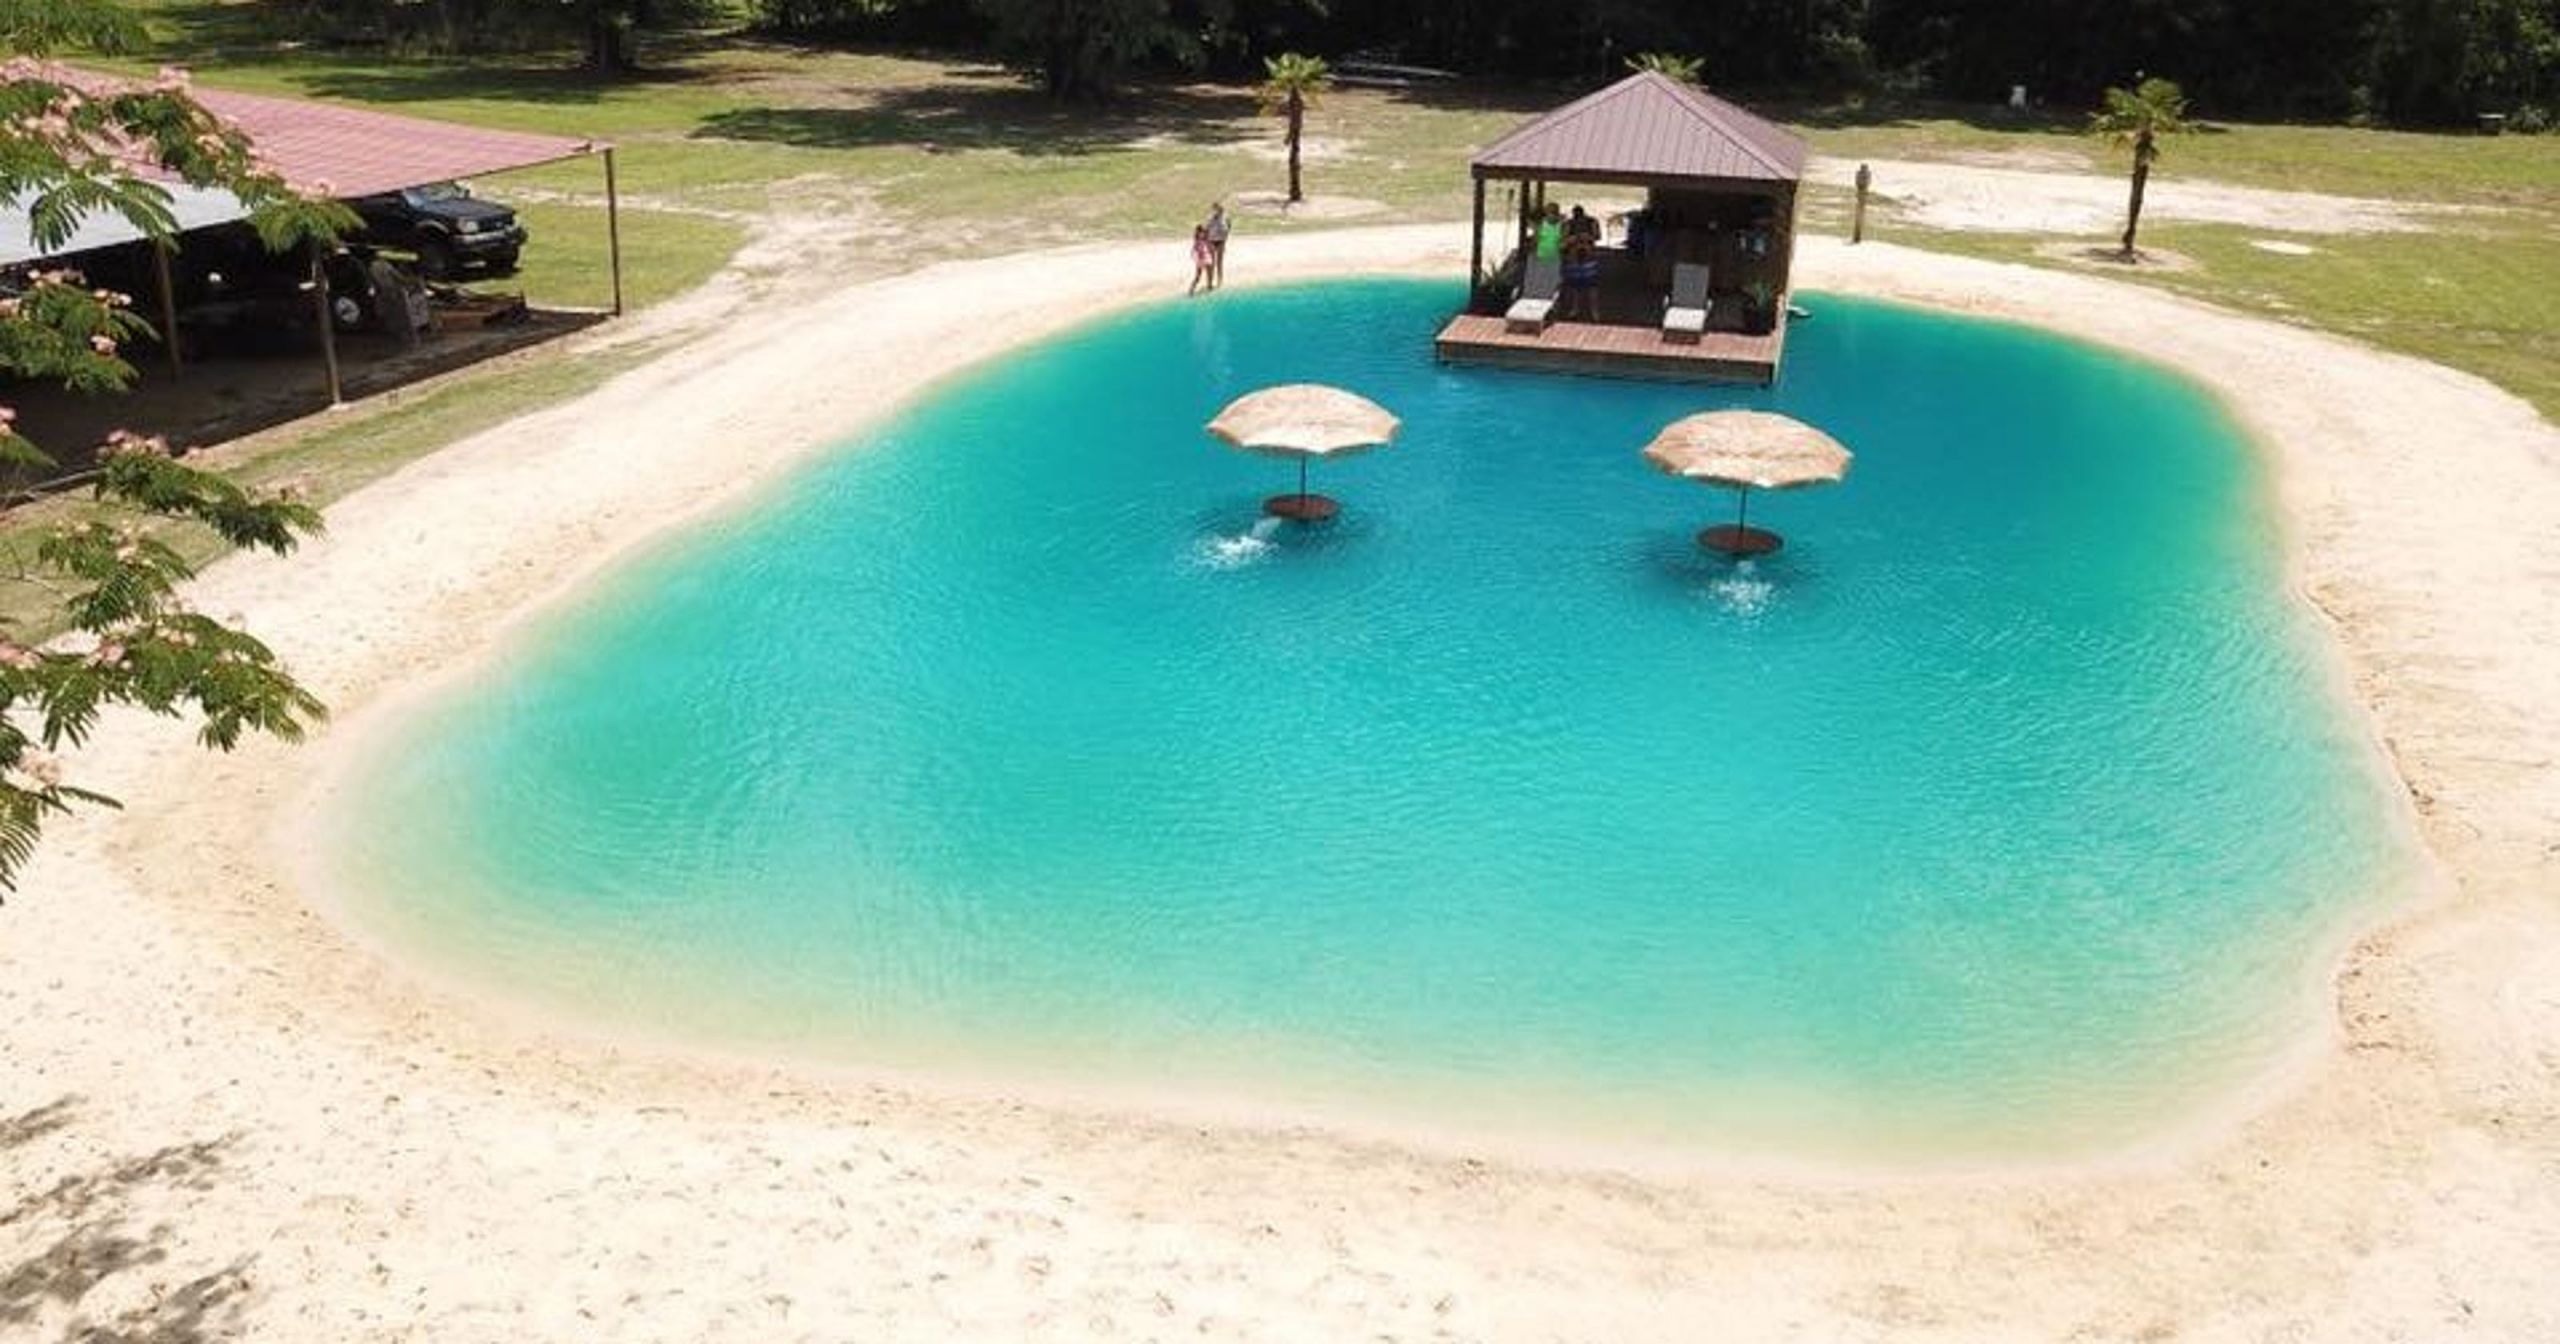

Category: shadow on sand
[1, 1096, 256, 1343]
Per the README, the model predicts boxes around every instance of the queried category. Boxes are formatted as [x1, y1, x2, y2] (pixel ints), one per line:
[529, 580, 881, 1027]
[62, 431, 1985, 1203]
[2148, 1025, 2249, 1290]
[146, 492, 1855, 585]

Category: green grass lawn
[1856, 213, 2560, 418]
[506, 200, 748, 311]
[10, 3, 2547, 644]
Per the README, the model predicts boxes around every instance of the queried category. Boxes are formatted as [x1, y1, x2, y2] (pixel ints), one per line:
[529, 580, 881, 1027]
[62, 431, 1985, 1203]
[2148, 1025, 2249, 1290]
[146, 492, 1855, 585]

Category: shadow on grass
[693, 74, 1260, 156]
[290, 60, 711, 108]
[1372, 77, 1576, 117]
[150, 0, 727, 106]
[1371, 80, 2103, 141]
[1760, 94, 2088, 135]
[146, 0, 309, 60]
[0, 1096, 256, 1343]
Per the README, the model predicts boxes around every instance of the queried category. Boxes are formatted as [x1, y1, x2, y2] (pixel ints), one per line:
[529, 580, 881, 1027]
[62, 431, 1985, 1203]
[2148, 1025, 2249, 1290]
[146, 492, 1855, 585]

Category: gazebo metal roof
[1471, 70, 1807, 188]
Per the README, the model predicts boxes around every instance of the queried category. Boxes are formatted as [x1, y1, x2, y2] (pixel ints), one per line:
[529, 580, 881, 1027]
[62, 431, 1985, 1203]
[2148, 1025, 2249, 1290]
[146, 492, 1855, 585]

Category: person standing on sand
[1203, 201, 1231, 290]
[1188, 223, 1215, 295]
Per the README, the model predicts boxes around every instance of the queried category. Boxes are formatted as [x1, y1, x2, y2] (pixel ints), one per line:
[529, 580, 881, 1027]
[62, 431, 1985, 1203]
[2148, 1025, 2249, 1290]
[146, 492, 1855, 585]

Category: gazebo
[1434, 71, 1807, 385]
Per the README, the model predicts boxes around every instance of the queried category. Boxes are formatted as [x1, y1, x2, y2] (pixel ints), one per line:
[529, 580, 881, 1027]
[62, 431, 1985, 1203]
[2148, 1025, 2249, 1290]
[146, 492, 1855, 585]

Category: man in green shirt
[1534, 203, 1563, 260]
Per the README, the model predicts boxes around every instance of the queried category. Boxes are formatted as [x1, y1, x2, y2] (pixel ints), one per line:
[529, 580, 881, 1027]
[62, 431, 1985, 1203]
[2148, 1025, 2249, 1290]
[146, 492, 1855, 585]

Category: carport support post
[604, 146, 625, 317]
[150, 241, 183, 377]
[309, 244, 343, 408]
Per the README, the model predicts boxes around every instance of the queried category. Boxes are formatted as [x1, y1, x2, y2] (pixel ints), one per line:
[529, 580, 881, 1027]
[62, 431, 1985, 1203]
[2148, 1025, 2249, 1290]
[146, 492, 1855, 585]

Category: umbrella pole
[1298, 456, 1310, 510]
[1735, 485, 1751, 534]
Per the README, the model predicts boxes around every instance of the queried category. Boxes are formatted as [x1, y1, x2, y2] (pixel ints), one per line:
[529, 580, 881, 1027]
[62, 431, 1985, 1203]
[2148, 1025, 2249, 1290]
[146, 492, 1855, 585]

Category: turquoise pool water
[331, 281, 2408, 1158]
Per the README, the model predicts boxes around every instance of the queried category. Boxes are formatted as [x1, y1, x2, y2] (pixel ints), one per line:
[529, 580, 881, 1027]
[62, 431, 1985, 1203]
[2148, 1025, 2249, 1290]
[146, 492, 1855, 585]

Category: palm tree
[1626, 52, 1705, 84]
[2089, 77, 2192, 260]
[1257, 53, 1332, 204]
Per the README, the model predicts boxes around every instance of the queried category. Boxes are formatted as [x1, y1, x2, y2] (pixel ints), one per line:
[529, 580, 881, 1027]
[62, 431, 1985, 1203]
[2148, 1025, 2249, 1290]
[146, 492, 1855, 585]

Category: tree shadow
[1369, 80, 2098, 144]
[291, 61, 710, 109]
[0, 1098, 79, 1152]
[146, 0, 724, 108]
[0, 1097, 256, 1343]
[1375, 77, 1590, 117]
[692, 75, 1261, 157]
[1766, 94, 2088, 137]
[143, 0, 300, 60]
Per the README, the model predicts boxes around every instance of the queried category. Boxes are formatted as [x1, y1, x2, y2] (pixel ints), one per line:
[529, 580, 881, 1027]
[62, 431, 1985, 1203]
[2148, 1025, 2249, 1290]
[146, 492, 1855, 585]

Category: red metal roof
[193, 86, 603, 198]
[1473, 71, 1806, 185]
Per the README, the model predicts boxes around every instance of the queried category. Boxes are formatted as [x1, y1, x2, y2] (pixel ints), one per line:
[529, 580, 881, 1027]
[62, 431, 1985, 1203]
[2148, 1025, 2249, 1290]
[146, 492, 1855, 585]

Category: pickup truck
[348, 180, 526, 278]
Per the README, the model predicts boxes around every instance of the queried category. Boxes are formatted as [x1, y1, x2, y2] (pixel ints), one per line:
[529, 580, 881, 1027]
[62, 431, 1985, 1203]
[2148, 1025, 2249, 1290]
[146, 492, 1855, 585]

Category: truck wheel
[417, 237, 456, 279]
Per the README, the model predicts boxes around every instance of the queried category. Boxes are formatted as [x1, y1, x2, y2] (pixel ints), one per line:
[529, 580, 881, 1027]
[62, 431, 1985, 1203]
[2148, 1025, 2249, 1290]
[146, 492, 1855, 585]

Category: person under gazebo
[1560, 231, 1602, 322]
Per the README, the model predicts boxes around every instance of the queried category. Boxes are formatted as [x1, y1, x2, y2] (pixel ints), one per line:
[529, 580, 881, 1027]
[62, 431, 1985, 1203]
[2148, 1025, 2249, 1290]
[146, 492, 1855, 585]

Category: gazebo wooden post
[603, 146, 625, 318]
[308, 243, 343, 408]
[150, 241, 183, 377]
[1468, 176, 1486, 301]
[1505, 175, 1525, 259]
[1774, 181, 1799, 294]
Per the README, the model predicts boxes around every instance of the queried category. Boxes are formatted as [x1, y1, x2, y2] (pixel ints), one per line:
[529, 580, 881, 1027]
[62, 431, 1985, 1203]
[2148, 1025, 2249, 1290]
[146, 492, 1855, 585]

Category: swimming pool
[327, 280, 2410, 1159]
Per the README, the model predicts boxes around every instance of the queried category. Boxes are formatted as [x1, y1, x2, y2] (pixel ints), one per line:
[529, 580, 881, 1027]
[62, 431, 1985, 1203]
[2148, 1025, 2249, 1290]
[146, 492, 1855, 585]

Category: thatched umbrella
[1207, 384, 1400, 521]
[1642, 410, 1852, 556]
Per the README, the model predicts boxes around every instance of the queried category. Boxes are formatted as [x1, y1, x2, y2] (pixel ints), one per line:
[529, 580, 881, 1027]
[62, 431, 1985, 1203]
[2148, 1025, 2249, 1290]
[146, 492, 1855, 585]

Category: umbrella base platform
[1698, 524, 1782, 556]
[1264, 493, 1341, 522]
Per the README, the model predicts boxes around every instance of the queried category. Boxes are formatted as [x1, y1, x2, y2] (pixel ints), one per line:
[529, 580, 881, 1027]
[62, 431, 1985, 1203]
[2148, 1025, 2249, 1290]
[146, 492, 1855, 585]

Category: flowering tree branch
[1, 44, 348, 893]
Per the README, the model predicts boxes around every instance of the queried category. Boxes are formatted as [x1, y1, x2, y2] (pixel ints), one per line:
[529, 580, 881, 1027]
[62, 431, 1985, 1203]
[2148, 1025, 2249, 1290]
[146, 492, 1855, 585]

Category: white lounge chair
[1662, 262, 1710, 341]
[1505, 255, 1562, 332]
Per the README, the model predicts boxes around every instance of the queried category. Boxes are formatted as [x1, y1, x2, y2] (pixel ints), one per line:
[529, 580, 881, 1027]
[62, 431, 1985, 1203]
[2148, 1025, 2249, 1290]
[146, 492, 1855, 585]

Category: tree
[974, 0, 1195, 100]
[1, 0, 145, 52]
[1, 42, 354, 891]
[2088, 76, 2190, 259]
[1256, 53, 1331, 203]
[275, 0, 716, 72]
[568, 0, 719, 74]
[1626, 51, 1704, 82]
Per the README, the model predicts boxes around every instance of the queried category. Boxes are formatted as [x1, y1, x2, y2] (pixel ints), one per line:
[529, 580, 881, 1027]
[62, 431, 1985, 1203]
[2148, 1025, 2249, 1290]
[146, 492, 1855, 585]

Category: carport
[4, 78, 621, 409]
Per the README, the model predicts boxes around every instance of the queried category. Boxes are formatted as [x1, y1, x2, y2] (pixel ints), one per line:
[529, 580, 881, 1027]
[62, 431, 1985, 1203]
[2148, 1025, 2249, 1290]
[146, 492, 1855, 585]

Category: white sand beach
[6, 225, 2558, 1341]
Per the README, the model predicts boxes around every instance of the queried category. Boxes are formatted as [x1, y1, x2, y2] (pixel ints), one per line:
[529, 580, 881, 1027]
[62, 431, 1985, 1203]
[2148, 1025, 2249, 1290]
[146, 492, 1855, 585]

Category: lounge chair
[1506, 255, 1562, 333]
[1662, 263, 1710, 341]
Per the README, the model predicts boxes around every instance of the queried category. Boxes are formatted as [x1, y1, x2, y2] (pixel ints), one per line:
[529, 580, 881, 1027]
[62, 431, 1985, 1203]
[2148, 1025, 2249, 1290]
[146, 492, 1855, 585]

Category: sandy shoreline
[8, 226, 2558, 1340]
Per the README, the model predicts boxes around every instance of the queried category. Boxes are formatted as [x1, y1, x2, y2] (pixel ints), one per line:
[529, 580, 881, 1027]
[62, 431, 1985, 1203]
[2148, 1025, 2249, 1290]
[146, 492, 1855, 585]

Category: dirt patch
[1939, 146, 2095, 174]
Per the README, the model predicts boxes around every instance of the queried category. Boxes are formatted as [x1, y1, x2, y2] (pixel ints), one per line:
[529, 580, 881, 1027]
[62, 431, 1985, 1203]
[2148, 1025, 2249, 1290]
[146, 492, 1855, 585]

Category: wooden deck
[1438, 242, 1790, 384]
[1435, 309, 1786, 384]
